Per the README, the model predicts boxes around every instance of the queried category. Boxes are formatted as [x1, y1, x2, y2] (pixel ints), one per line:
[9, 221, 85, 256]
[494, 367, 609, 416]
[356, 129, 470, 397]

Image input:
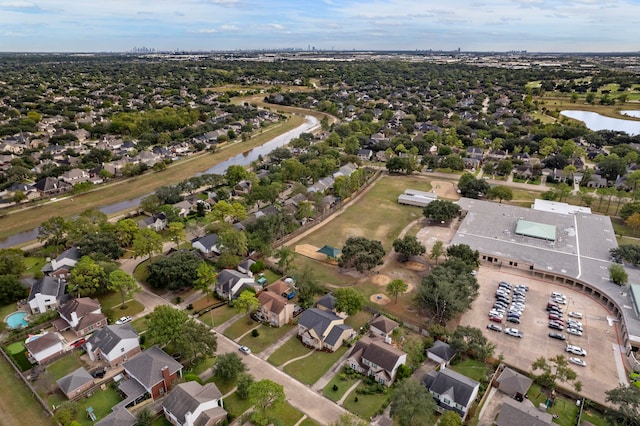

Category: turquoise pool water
[6, 312, 28, 329]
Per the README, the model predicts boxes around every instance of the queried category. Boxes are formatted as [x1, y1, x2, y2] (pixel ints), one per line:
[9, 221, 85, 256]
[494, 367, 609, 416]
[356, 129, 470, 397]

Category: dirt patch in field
[371, 274, 391, 286]
[405, 261, 428, 271]
[431, 180, 459, 200]
[370, 293, 391, 305]
[294, 244, 338, 265]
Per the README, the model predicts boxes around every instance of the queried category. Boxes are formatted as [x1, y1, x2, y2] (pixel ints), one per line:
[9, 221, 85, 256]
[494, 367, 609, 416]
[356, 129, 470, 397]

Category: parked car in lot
[499, 281, 512, 289]
[515, 284, 529, 291]
[548, 313, 563, 321]
[505, 328, 524, 338]
[566, 344, 587, 356]
[239, 345, 251, 355]
[553, 297, 567, 305]
[569, 357, 587, 367]
[568, 311, 583, 319]
[548, 322, 563, 330]
[548, 332, 566, 340]
[489, 315, 504, 323]
[91, 368, 106, 378]
[567, 320, 583, 330]
[487, 323, 502, 332]
[507, 317, 521, 324]
[115, 316, 132, 325]
[546, 303, 560, 311]
[567, 328, 583, 336]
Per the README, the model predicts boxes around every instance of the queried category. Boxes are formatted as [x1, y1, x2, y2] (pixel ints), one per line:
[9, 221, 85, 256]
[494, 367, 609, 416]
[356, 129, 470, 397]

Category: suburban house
[137, 212, 168, 232]
[25, 332, 64, 364]
[60, 168, 90, 184]
[192, 234, 221, 255]
[496, 398, 552, 426]
[215, 269, 256, 300]
[315, 293, 339, 314]
[357, 149, 373, 161]
[427, 340, 457, 368]
[46, 246, 81, 277]
[345, 336, 407, 386]
[368, 315, 399, 339]
[422, 368, 480, 421]
[95, 406, 137, 426]
[297, 308, 354, 352]
[57, 367, 94, 399]
[495, 367, 533, 401]
[163, 381, 227, 426]
[237, 258, 256, 276]
[256, 290, 294, 327]
[54, 297, 107, 337]
[27, 276, 67, 314]
[85, 324, 141, 368]
[121, 345, 183, 401]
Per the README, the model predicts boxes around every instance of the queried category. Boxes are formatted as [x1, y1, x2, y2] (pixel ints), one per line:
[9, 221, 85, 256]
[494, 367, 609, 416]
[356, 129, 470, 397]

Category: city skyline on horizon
[1, 0, 640, 53]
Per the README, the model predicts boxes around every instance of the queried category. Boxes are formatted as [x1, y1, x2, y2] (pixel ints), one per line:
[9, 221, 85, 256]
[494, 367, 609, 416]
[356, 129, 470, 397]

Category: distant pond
[560, 110, 640, 135]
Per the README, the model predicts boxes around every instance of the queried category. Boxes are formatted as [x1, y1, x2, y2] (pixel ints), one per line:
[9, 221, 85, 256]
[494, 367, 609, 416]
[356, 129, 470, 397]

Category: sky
[1, 0, 639, 53]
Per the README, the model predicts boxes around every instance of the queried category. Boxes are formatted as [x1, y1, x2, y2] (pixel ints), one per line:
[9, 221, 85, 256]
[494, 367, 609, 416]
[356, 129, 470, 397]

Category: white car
[504, 328, 524, 338]
[566, 344, 587, 357]
[115, 315, 132, 325]
[568, 311, 583, 319]
[239, 345, 251, 355]
[569, 357, 587, 367]
[566, 328, 583, 336]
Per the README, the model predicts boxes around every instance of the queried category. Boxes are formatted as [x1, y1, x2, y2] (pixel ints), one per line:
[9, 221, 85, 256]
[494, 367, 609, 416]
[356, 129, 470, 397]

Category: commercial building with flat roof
[451, 198, 640, 370]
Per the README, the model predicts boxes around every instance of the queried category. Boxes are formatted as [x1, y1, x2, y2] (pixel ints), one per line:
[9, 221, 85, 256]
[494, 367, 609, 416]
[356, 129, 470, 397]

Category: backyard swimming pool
[6, 311, 28, 329]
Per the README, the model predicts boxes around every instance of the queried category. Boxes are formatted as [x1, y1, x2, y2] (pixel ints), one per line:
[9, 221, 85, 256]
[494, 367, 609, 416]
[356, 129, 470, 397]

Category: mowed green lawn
[283, 346, 349, 385]
[238, 324, 294, 354]
[267, 335, 312, 367]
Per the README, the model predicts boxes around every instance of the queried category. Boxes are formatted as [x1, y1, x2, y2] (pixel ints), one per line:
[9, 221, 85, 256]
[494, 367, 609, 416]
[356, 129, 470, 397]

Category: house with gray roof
[297, 308, 354, 352]
[369, 315, 399, 339]
[48, 246, 80, 277]
[85, 324, 141, 367]
[345, 336, 407, 386]
[427, 340, 457, 368]
[215, 269, 256, 300]
[27, 275, 67, 314]
[192, 233, 221, 255]
[422, 368, 480, 420]
[55, 297, 107, 337]
[496, 398, 552, 426]
[122, 345, 183, 400]
[57, 367, 94, 399]
[496, 367, 533, 399]
[95, 407, 136, 426]
[163, 381, 227, 426]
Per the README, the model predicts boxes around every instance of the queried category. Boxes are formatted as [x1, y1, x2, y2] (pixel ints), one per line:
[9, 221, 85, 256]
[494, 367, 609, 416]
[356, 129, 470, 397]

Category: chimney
[162, 366, 172, 392]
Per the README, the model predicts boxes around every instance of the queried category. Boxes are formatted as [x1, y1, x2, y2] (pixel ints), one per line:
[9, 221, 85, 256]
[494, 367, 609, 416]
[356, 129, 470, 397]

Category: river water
[0, 115, 319, 249]
[560, 110, 640, 136]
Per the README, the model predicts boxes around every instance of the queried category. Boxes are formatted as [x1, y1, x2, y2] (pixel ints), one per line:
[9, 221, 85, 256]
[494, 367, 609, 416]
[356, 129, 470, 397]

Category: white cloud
[195, 28, 217, 33]
[220, 24, 238, 31]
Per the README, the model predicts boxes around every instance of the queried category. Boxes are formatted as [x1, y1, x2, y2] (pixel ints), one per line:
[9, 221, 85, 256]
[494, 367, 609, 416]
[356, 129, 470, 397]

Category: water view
[560, 110, 640, 135]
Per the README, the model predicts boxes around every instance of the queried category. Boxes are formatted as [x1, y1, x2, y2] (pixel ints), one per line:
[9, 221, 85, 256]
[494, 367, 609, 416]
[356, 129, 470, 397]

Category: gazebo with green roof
[317, 245, 342, 259]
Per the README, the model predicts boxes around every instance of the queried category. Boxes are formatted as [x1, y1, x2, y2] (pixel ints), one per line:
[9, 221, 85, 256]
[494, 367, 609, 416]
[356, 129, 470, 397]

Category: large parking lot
[460, 267, 627, 405]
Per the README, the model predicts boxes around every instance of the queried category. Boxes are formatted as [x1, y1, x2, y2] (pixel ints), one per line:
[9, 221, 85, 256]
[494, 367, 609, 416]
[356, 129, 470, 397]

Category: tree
[390, 378, 436, 426]
[225, 165, 250, 186]
[249, 379, 285, 418]
[234, 290, 259, 322]
[0, 275, 28, 304]
[392, 235, 426, 261]
[147, 251, 202, 290]
[458, 172, 490, 199]
[38, 216, 69, 255]
[147, 306, 216, 360]
[0, 248, 26, 276]
[333, 287, 365, 315]
[610, 264, 628, 286]
[236, 372, 255, 400]
[415, 263, 479, 324]
[626, 213, 640, 231]
[294, 266, 325, 308]
[132, 228, 163, 260]
[605, 384, 640, 426]
[439, 410, 463, 426]
[429, 240, 445, 264]
[114, 218, 139, 248]
[486, 186, 513, 203]
[214, 352, 247, 382]
[166, 222, 186, 247]
[194, 261, 216, 301]
[386, 279, 409, 304]
[531, 355, 577, 391]
[621, 201, 640, 220]
[218, 227, 248, 257]
[610, 245, 640, 266]
[77, 229, 124, 260]
[69, 256, 107, 296]
[135, 408, 153, 426]
[330, 413, 368, 426]
[450, 326, 495, 361]
[446, 244, 480, 267]
[108, 270, 140, 309]
[338, 236, 385, 273]
[422, 200, 461, 223]
[274, 246, 295, 274]
[597, 154, 627, 181]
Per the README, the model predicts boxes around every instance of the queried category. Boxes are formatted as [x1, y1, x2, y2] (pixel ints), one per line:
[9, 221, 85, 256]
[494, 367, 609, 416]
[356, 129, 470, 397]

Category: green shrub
[252, 329, 260, 337]
[183, 373, 203, 384]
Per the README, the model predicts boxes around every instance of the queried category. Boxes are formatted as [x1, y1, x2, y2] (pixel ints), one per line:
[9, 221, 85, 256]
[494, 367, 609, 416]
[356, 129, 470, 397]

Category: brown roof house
[57, 367, 94, 399]
[256, 291, 294, 327]
[25, 332, 64, 364]
[55, 297, 107, 337]
[163, 381, 227, 426]
[369, 315, 399, 339]
[345, 336, 407, 386]
[297, 308, 354, 352]
[121, 345, 183, 401]
[85, 324, 141, 368]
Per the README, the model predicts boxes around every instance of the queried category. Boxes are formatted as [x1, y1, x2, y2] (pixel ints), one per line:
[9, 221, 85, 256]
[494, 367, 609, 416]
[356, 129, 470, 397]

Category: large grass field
[535, 97, 640, 121]
[0, 115, 306, 241]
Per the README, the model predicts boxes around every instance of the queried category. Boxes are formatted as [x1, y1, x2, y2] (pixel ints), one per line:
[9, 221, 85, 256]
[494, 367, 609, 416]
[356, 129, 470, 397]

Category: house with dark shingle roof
[422, 368, 480, 421]
[369, 315, 399, 339]
[85, 324, 141, 367]
[163, 381, 227, 426]
[47, 246, 80, 278]
[297, 308, 354, 352]
[122, 345, 183, 400]
[55, 297, 107, 337]
[496, 398, 552, 426]
[192, 233, 221, 255]
[27, 275, 67, 314]
[215, 269, 256, 300]
[25, 332, 64, 364]
[427, 340, 457, 368]
[95, 406, 137, 426]
[495, 367, 533, 399]
[345, 336, 407, 386]
[57, 367, 94, 399]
